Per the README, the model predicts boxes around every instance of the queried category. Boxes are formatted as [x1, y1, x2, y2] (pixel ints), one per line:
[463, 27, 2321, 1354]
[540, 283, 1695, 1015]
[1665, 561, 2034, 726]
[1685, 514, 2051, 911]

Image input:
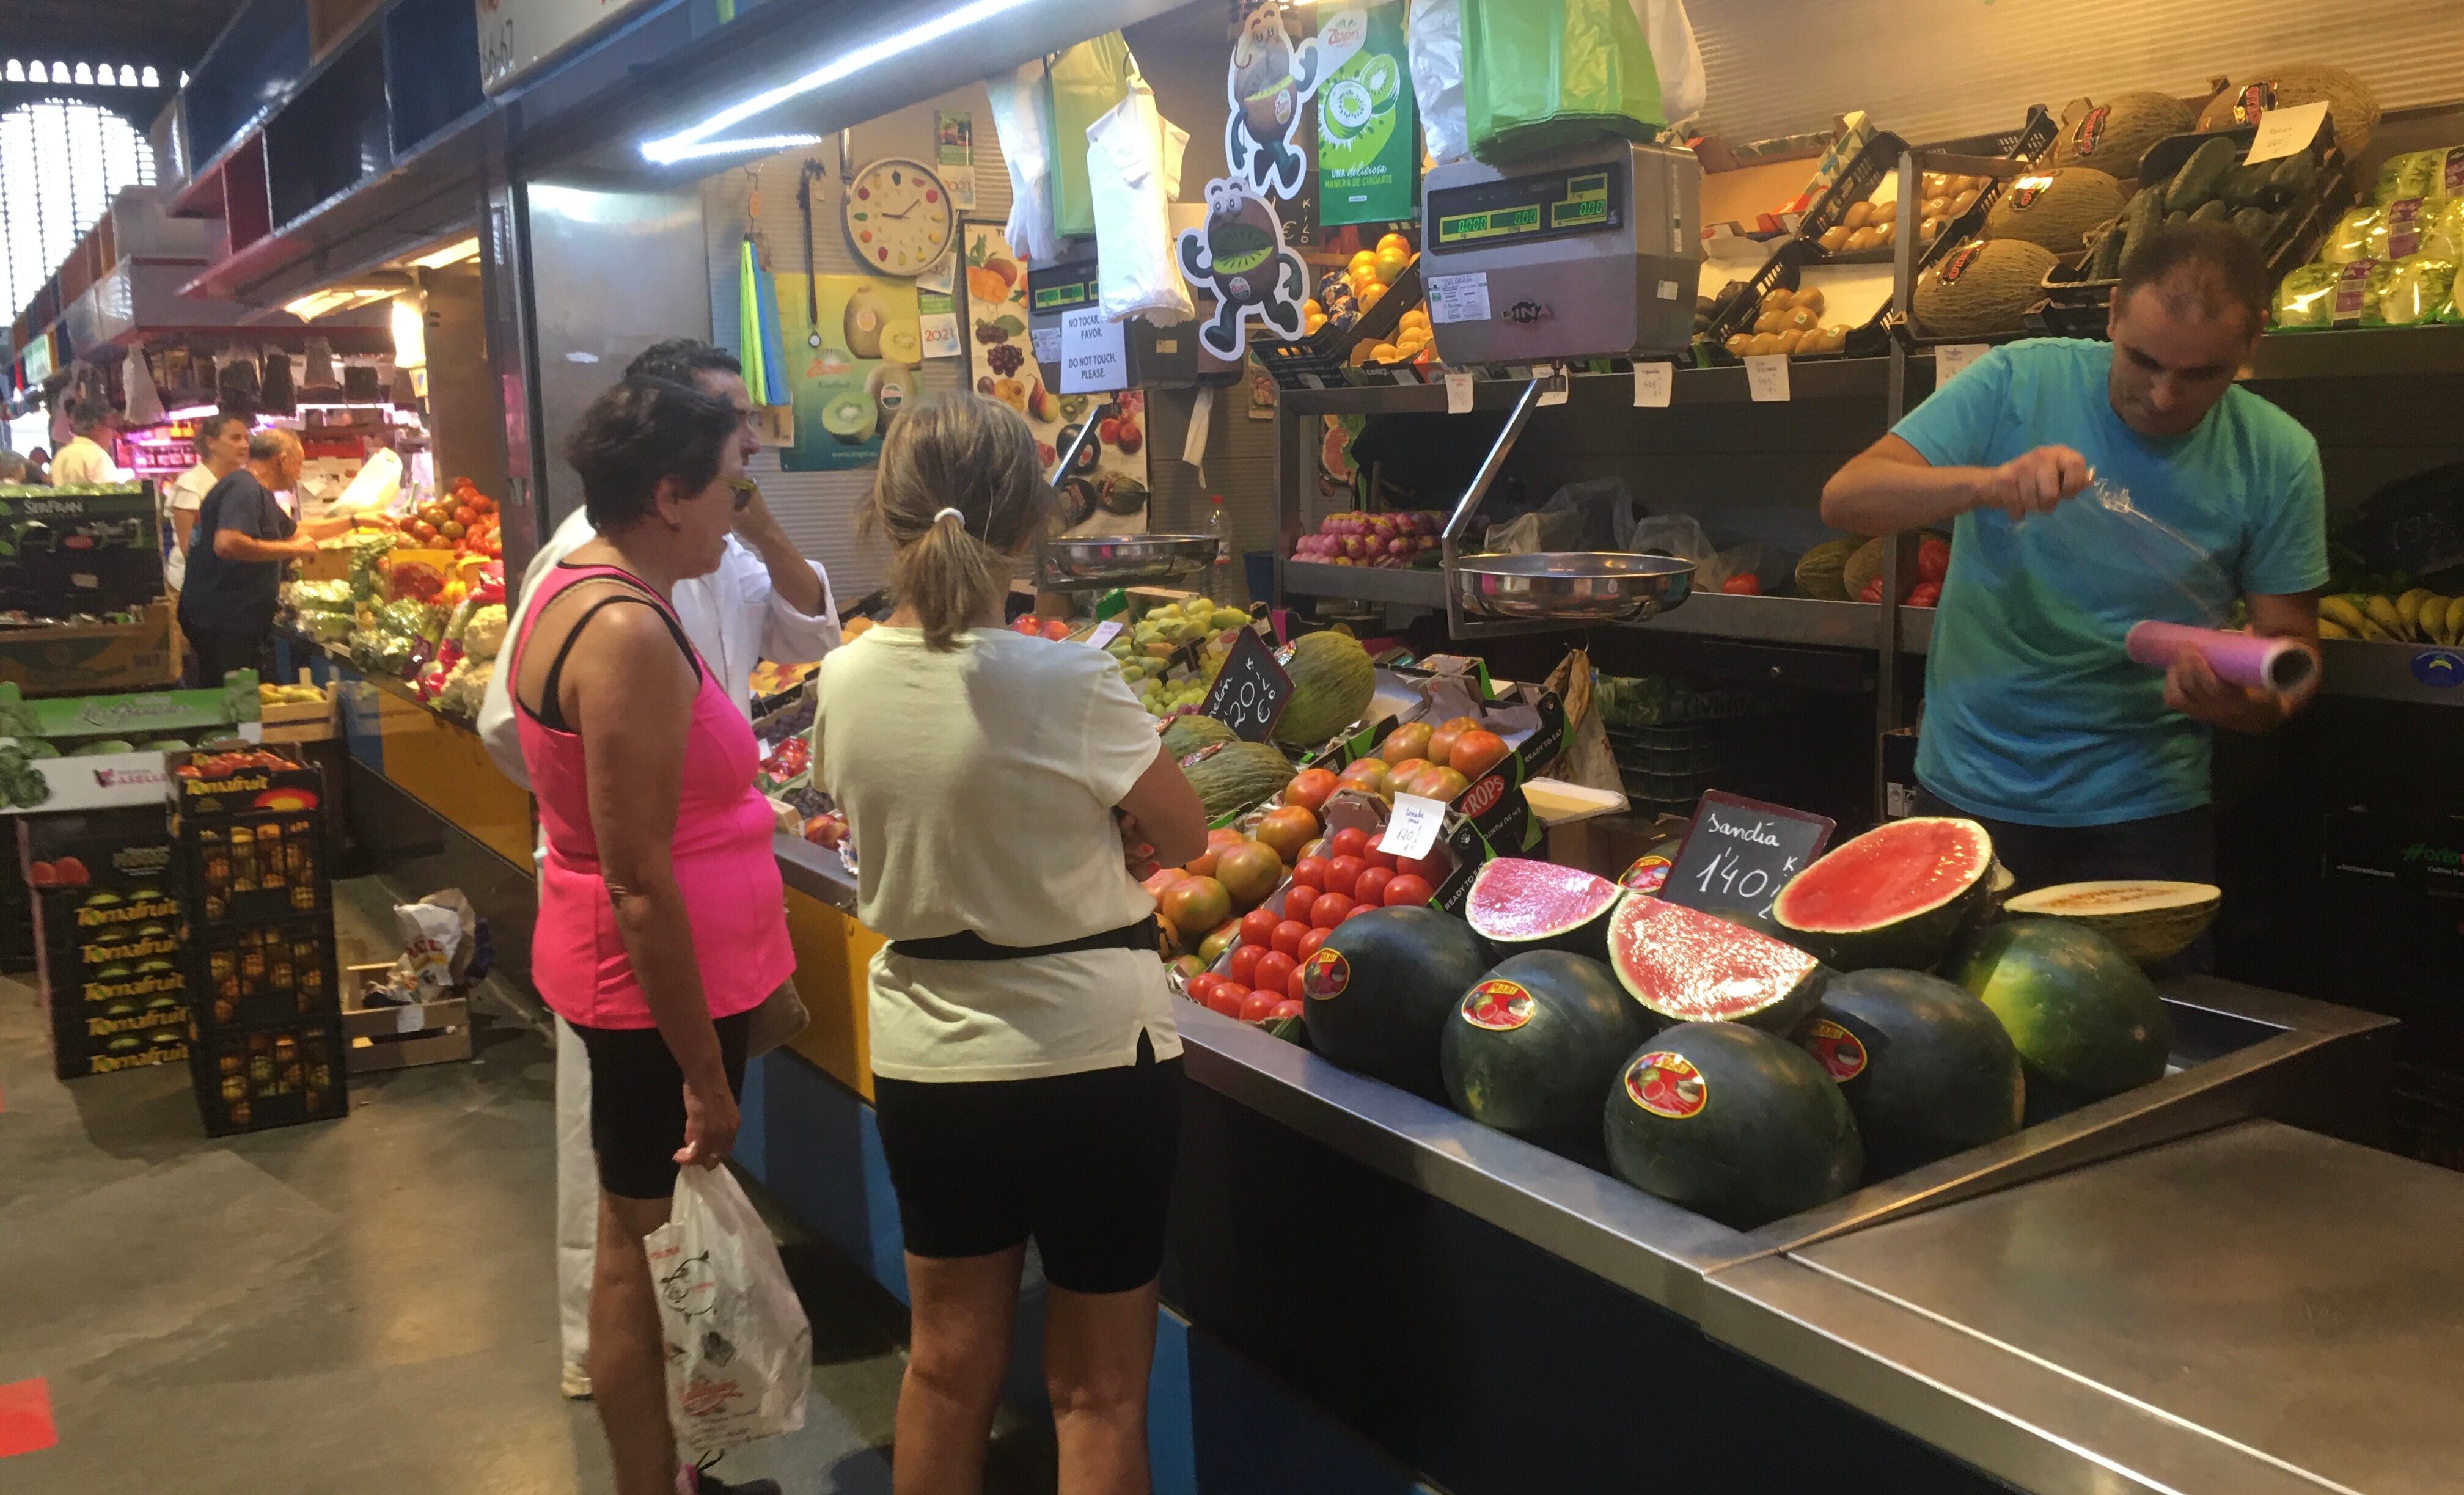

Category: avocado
[820, 389, 877, 445]
[2188, 199, 2231, 226]
[2166, 136, 2237, 214]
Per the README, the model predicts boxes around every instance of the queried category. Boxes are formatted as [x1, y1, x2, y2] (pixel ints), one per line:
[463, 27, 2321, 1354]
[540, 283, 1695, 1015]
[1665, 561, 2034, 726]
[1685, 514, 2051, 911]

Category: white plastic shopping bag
[987, 61, 1066, 265]
[644, 1165, 812, 1454]
[1089, 83, 1195, 326]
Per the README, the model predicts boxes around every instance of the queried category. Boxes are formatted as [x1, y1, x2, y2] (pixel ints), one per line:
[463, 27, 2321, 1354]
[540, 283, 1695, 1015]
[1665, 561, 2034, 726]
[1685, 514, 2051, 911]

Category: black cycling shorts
[871, 1034, 1183, 1295]
[572, 1012, 752, 1201]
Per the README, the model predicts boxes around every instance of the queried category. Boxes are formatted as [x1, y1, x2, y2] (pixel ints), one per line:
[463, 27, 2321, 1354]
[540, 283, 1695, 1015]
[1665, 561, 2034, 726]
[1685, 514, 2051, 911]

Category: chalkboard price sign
[1660, 791, 1836, 921]
[1201, 627, 1291, 742]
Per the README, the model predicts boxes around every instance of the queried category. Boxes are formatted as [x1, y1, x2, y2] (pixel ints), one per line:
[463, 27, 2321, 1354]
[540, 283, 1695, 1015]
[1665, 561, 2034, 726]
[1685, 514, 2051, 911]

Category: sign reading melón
[1200, 627, 1291, 742]
[1660, 790, 1836, 921]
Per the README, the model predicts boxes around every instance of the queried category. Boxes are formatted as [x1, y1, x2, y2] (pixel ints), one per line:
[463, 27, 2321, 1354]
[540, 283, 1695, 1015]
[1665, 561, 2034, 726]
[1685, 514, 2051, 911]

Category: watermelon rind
[1795, 969, 2023, 1179]
[1607, 894, 1828, 1033]
[1301, 906, 1494, 1100]
[1442, 951, 1654, 1152]
[1771, 816, 1995, 971]
[1948, 918, 2172, 1113]
[1602, 1022, 1862, 1230]
[1464, 858, 1622, 957]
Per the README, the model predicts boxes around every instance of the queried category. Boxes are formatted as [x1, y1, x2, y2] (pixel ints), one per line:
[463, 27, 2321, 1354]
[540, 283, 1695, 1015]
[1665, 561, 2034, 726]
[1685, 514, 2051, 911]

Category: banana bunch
[2318, 590, 2463, 645]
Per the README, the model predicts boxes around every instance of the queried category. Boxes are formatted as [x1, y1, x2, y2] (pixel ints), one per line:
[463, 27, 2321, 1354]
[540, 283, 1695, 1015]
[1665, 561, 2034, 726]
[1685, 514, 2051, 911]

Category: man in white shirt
[478, 338, 837, 1402]
[46, 400, 116, 485]
[163, 412, 250, 593]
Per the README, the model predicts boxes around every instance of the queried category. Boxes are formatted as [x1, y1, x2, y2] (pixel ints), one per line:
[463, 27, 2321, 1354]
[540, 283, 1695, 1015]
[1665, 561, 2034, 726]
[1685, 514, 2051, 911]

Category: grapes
[987, 343, 1025, 376]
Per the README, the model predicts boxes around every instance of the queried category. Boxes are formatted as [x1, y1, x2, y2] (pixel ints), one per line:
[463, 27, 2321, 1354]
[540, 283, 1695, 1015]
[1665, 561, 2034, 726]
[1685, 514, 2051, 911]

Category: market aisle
[0, 881, 1050, 1495]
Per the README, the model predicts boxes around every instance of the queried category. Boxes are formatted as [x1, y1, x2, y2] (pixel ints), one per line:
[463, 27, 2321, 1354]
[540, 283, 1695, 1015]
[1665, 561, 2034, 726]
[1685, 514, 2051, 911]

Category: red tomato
[1341, 904, 1380, 923]
[1185, 974, 1219, 1004]
[1253, 951, 1297, 995]
[1447, 729, 1510, 779]
[1297, 926, 1331, 962]
[1309, 891, 1356, 929]
[1239, 908, 1281, 948]
[1382, 873, 1435, 907]
[1228, 944, 1264, 986]
[1283, 767, 1339, 815]
[1273, 995, 1304, 1018]
[1328, 827, 1370, 861]
[1352, 866, 1395, 907]
[1364, 833, 1399, 871]
[1720, 572, 1762, 595]
[1324, 855, 1365, 899]
[1270, 919, 1311, 957]
[1398, 847, 1450, 883]
[1907, 580, 1942, 607]
[1207, 985, 1248, 1018]
[1239, 989, 1281, 1022]
[1290, 856, 1332, 892]
[1917, 535, 1952, 583]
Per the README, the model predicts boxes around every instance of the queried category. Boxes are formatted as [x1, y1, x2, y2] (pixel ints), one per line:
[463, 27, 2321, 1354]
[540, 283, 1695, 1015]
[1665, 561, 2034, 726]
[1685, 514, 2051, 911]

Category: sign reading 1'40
[1690, 847, 1783, 907]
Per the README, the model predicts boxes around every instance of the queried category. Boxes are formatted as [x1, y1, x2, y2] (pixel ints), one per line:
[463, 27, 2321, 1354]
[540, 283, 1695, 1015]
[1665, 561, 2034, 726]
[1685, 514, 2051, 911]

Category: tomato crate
[166, 744, 324, 821]
[186, 915, 338, 1033]
[179, 808, 330, 929]
[188, 1014, 348, 1136]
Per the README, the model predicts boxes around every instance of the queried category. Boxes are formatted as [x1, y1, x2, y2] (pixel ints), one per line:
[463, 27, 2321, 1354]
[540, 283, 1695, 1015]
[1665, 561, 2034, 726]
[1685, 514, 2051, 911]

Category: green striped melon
[1272, 631, 1376, 748]
[1183, 740, 1294, 821]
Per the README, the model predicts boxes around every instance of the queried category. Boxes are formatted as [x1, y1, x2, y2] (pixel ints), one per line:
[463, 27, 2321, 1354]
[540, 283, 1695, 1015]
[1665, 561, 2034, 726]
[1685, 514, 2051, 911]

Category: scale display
[1430, 167, 1624, 252]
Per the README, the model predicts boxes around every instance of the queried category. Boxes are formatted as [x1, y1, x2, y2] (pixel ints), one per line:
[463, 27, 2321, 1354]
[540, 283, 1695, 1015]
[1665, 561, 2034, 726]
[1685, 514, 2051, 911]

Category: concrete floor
[0, 878, 1054, 1495]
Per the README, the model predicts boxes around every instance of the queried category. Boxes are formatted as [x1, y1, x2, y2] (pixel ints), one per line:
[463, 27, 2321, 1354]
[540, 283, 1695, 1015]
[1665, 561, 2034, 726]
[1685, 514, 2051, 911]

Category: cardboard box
[167, 744, 323, 820]
[342, 966, 472, 1072]
[0, 602, 178, 693]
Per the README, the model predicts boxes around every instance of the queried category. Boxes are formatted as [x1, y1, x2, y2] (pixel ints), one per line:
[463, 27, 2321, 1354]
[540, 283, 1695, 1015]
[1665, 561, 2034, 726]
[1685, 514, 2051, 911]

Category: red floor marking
[0, 1378, 57, 1458]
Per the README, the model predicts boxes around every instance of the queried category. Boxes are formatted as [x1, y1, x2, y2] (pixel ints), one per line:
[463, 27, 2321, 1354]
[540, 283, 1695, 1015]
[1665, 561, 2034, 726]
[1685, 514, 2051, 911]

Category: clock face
[843, 158, 954, 277]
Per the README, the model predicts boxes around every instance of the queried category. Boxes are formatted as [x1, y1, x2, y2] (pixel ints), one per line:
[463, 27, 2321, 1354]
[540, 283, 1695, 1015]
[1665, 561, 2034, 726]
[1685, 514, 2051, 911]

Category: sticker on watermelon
[1799, 1018, 1869, 1081]
[1458, 978, 1533, 1031]
[1624, 1050, 1706, 1119]
[1301, 948, 1350, 1000]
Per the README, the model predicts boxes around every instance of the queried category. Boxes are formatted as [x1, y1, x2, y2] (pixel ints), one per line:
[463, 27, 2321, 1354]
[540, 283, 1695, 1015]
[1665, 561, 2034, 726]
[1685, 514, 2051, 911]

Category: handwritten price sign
[1201, 627, 1291, 742]
[1660, 791, 1836, 920]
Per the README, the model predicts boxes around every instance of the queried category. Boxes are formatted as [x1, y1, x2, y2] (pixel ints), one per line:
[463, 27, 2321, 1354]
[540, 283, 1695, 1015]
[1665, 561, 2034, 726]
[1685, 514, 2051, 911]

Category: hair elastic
[931, 506, 967, 532]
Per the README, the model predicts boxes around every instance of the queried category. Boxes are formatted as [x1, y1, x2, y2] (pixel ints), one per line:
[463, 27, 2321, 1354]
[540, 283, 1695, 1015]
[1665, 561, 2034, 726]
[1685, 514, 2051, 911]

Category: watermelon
[1607, 895, 1827, 1033]
[1441, 951, 1654, 1150]
[1603, 1023, 1862, 1230]
[1463, 858, 1622, 958]
[1272, 631, 1376, 748]
[1770, 816, 1995, 971]
[1949, 918, 2172, 1116]
[1301, 907, 1494, 1100]
[1794, 969, 2023, 1179]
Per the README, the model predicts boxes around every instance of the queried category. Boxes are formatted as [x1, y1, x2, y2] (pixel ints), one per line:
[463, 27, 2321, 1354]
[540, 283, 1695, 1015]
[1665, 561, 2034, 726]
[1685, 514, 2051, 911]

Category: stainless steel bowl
[1042, 533, 1217, 587]
[1453, 552, 1696, 623]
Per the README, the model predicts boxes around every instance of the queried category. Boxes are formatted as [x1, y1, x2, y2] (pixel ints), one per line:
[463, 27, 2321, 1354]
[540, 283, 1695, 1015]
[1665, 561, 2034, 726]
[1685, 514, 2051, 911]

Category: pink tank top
[510, 561, 794, 1029]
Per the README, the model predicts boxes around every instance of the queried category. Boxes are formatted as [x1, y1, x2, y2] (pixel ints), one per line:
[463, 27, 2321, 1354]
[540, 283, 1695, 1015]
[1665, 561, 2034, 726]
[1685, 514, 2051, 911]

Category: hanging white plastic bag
[1090, 83, 1196, 325]
[644, 1166, 812, 1454]
[123, 349, 166, 428]
[1632, 0, 1704, 128]
[1406, 0, 1468, 166]
[986, 62, 1066, 266]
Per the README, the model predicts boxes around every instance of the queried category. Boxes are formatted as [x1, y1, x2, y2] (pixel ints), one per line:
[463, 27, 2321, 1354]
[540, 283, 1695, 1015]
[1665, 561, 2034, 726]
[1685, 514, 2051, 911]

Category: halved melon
[2001, 880, 2219, 966]
[1607, 895, 1827, 1032]
[1464, 858, 1622, 957]
[1772, 816, 1994, 971]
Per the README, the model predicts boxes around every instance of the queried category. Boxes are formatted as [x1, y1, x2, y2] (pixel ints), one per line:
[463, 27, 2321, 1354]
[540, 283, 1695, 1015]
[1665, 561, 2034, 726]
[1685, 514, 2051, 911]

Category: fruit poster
[774, 272, 921, 473]
[1314, 2, 1416, 227]
[959, 223, 1149, 536]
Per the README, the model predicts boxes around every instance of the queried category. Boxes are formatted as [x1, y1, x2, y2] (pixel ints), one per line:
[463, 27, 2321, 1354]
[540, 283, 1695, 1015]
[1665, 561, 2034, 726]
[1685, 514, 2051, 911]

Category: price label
[1201, 627, 1292, 742]
[1380, 792, 1448, 861]
[1744, 354, 1791, 402]
[1935, 343, 1989, 382]
[1426, 271, 1492, 324]
[1085, 620, 1123, 649]
[2243, 99, 2329, 164]
[1030, 325, 1063, 367]
[1659, 791, 1836, 921]
[1444, 370, 1474, 414]
[1633, 361, 1673, 407]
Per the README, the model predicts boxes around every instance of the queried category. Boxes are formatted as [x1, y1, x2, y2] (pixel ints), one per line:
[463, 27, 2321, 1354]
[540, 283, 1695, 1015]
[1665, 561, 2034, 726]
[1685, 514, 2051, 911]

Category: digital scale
[1418, 140, 1702, 364]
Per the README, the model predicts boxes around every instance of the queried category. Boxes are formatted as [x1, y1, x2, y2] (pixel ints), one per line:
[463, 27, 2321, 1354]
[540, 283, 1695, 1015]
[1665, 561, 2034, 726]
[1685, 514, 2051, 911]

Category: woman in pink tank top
[510, 376, 794, 1495]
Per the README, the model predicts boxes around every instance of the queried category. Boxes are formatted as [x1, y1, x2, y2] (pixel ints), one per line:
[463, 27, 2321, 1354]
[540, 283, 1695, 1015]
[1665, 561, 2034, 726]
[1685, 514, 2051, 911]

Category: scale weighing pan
[1043, 534, 1215, 587]
[1454, 552, 1695, 623]
[1418, 139, 1703, 365]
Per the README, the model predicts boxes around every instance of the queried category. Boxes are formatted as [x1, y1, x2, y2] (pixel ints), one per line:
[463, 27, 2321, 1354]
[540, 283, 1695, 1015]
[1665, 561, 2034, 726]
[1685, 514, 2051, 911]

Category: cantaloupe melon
[1984, 168, 2127, 255]
[2197, 64, 2380, 157]
[2049, 92, 2198, 180]
[1915, 239, 2056, 340]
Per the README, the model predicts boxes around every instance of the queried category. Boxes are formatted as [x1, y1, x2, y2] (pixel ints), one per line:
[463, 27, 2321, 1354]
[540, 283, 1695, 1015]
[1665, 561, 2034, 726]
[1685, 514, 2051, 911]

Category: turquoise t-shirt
[1893, 338, 2326, 828]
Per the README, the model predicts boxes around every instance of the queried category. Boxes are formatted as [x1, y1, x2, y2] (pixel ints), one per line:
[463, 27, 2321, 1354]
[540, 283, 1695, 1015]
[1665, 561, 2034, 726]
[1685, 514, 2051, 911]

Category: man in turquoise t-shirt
[1822, 225, 2326, 939]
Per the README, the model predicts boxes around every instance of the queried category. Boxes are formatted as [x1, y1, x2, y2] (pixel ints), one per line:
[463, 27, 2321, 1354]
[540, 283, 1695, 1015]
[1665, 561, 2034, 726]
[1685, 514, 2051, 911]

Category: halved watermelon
[1607, 895, 1827, 1032]
[1464, 858, 1622, 957]
[1771, 817, 1994, 971]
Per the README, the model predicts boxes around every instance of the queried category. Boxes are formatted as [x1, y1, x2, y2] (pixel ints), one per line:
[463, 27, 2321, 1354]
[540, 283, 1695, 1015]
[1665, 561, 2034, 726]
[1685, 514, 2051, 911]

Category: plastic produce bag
[1406, 0, 1468, 166]
[1044, 34, 1138, 241]
[644, 1165, 812, 1454]
[1088, 81, 1195, 325]
[1631, 0, 1704, 128]
[2375, 254, 2458, 327]
[1626, 513, 1718, 576]
[1712, 540, 1792, 594]
[2370, 145, 2464, 207]
[986, 62, 1066, 266]
[122, 348, 164, 427]
[1461, 0, 1666, 165]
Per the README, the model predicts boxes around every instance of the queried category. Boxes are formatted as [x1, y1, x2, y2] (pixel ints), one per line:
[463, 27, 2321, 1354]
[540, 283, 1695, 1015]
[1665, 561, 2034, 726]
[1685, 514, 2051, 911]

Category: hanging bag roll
[1461, 0, 1667, 164]
[1043, 32, 1138, 241]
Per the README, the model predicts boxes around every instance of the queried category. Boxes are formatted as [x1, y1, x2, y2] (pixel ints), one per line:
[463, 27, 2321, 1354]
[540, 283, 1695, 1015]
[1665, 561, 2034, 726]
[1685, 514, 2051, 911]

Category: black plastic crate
[186, 915, 338, 1032]
[1255, 258, 1424, 389]
[189, 1015, 348, 1136]
[180, 808, 329, 927]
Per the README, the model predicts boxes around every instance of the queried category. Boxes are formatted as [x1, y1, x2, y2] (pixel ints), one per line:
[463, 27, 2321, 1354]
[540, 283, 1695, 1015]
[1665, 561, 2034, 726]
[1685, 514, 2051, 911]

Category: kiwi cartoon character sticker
[1225, 4, 1324, 202]
[1178, 180, 1311, 360]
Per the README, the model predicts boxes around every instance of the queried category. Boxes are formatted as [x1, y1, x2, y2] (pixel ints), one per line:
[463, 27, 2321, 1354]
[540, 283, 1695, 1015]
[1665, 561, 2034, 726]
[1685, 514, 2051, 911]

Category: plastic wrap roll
[2125, 621, 2316, 694]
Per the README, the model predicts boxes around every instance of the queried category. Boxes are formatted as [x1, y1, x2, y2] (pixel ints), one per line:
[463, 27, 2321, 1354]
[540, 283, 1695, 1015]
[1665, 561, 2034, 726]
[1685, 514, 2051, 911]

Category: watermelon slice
[1607, 895, 1827, 1032]
[1771, 816, 1995, 971]
[1464, 858, 1622, 957]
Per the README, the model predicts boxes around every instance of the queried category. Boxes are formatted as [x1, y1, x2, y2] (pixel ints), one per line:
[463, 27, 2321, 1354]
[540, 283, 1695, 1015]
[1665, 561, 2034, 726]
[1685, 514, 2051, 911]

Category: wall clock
[843, 157, 954, 277]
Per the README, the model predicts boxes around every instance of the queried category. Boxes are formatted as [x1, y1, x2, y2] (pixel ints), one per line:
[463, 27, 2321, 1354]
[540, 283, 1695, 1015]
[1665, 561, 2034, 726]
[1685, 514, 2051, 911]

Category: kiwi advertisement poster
[959, 222, 1150, 536]
[1313, 1, 1415, 227]
[775, 273, 921, 473]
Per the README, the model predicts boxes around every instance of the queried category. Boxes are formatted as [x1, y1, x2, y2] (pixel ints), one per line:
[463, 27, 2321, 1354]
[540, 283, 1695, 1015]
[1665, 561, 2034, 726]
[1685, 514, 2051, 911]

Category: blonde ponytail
[864, 393, 1054, 651]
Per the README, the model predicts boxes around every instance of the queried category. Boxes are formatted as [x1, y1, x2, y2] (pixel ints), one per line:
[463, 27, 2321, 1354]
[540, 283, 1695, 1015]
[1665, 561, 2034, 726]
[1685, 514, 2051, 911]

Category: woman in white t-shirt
[813, 392, 1206, 1495]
